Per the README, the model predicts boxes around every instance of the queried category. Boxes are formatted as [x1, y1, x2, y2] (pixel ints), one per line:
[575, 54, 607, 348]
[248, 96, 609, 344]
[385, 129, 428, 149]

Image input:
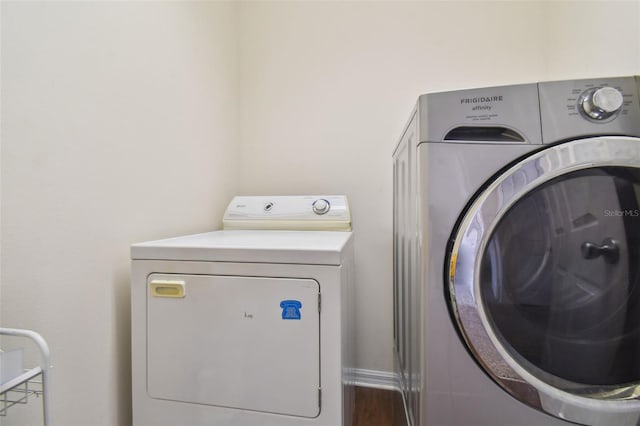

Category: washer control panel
[223, 195, 351, 231]
[539, 76, 640, 143]
[579, 86, 624, 122]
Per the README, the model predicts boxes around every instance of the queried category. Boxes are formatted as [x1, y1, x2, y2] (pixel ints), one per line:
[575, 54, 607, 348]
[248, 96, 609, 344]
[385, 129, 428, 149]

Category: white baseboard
[352, 368, 399, 391]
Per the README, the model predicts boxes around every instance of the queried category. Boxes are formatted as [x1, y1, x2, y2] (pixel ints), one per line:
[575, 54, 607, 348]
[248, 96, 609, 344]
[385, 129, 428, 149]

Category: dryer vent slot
[444, 126, 525, 142]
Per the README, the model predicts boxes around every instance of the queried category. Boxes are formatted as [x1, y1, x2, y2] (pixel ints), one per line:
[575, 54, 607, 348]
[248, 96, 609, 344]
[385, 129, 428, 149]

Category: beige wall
[541, 1, 640, 79]
[1, 2, 238, 425]
[1, 1, 639, 425]
[237, 0, 640, 374]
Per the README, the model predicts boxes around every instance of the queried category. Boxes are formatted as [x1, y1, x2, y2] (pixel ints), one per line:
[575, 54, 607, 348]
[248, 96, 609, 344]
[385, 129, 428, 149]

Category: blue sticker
[280, 300, 302, 320]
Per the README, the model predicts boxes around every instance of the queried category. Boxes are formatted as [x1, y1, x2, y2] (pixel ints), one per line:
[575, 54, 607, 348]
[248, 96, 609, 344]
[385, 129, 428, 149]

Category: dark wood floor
[353, 386, 407, 426]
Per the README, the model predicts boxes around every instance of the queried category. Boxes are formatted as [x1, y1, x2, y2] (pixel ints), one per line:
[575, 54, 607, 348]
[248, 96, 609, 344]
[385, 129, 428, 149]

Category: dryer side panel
[146, 274, 320, 418]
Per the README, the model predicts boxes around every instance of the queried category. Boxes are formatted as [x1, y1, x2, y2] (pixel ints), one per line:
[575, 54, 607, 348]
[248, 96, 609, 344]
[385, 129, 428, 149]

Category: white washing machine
[131, 195, 355, 426]
[393, 76, 640, 426]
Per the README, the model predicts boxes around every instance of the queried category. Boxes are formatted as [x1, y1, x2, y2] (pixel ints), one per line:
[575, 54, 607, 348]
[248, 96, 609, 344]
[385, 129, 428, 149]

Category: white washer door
[448, 136, 640, 426]
[147, 274, 320, 418]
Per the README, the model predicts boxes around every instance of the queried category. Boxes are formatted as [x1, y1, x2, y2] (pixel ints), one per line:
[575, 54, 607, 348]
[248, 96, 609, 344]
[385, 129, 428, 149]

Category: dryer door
[146, 274, 320, 418]
[448, 136, 640, 426]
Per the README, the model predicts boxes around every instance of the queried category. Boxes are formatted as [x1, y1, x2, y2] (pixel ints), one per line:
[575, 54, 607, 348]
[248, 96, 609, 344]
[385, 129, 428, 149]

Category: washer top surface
[131, 230, 352, 265]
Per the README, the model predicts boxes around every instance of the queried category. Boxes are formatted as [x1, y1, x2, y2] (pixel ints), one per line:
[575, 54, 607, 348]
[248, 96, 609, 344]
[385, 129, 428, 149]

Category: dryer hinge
[318, 293, 322, 313]
[318, 387, 322, 409]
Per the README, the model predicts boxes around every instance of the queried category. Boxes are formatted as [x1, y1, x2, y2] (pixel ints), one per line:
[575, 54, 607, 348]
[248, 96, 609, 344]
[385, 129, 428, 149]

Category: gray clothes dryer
[393, 76, 640, 426]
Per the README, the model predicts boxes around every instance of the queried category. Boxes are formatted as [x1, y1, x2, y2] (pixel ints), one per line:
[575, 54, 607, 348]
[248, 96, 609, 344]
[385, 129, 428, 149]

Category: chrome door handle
[581, 238, 620, 265]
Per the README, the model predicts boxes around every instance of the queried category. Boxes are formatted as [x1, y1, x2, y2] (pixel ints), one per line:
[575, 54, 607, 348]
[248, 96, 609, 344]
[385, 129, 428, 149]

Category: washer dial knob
[579, 86, 624, 121]
[312, 199, 330, 215]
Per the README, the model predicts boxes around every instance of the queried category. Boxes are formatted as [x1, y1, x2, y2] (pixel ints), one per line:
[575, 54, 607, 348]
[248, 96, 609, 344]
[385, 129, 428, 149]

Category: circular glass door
[482, 167, 640, 386]
[448, 137, 640, 426]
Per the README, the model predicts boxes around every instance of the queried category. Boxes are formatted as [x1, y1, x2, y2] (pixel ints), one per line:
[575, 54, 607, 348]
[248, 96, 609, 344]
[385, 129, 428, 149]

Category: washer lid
[131, 230, 352, 265]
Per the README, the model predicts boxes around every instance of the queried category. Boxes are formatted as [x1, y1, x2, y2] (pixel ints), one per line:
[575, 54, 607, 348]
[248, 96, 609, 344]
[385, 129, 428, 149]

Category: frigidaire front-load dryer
[393, 76, 640, 426]
[131, 195, 354, 426]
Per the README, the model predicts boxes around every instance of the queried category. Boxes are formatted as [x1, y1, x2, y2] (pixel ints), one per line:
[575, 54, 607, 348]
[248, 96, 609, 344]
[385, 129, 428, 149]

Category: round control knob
[312, 199, 330, 215]
[580, 87, 624, 121]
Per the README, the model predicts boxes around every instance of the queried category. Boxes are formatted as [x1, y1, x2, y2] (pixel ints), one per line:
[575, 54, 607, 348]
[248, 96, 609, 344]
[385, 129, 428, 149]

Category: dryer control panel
[223, 195, 351, 231]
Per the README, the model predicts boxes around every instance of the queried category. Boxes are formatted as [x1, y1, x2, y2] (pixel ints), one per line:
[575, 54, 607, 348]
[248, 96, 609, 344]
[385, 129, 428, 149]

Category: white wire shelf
[0, 328, 51, 426]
